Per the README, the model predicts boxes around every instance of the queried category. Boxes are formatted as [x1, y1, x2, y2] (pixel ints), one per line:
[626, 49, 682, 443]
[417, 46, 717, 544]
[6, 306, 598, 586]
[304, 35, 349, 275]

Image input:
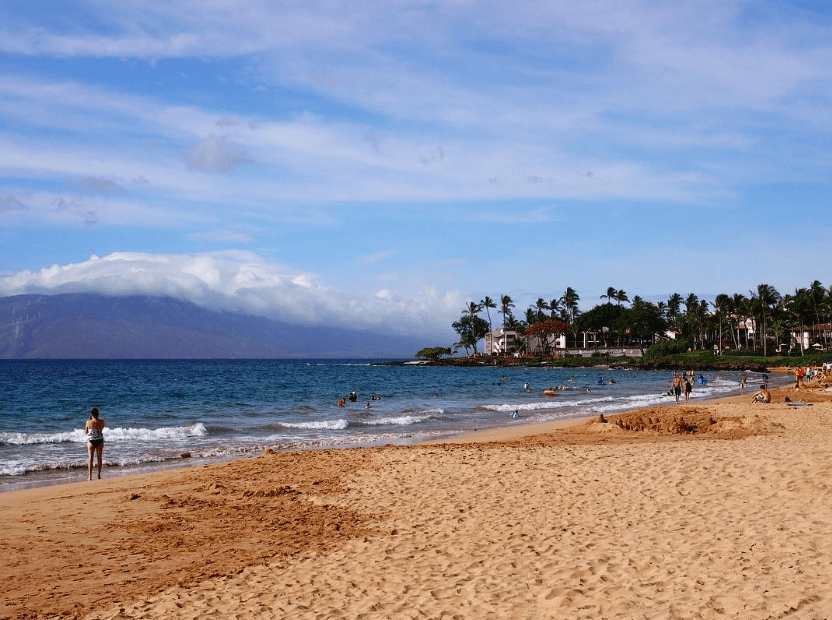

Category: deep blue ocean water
[0, 359, 784, 491]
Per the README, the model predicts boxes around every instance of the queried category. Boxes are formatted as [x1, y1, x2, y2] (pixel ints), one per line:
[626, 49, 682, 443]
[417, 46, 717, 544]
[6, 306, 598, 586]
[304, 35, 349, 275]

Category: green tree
[480, 295, 497, 331]
[415, 346, 452, 360]
[499, 295, 515, 329]
[613, 299, 667, 353]
[576, 303, 625, 347]
[809, 280, 825, 347]
[732, 293, 749, 349]
[548, 297, 563, 321]
[464, 300, 482, 320]
[530, 298, 550, 322]
[713, 294, 731, 353]
[784, 288, 811, 354]
[601, 287, 618, 304]
[561, 287, 580, 323]
[667, 293, 682, 330]
[451, 314, 490, 356]
[751, 283, 781, 356]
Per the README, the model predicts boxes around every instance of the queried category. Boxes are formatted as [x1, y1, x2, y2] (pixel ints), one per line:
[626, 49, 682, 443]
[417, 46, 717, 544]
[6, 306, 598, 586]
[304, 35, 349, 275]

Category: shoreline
[1, 369, 789, 494]
[1, 373, 767, 494]
[4, 380, 832, 618]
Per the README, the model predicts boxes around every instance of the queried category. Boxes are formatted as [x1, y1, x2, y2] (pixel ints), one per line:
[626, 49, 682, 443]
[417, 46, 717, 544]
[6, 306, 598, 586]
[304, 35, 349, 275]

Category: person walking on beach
[671, 373, 682, 403]
[739, 374, 747, 394]
[85, 407, 105, 480]
[684, 378, 692, 403]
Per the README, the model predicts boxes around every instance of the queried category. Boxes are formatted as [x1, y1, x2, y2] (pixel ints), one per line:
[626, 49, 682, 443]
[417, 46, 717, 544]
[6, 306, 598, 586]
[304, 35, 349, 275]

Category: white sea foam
[279, 419, 349, 430]
[357, 415, 429, 426]
[486, 396, 616, 413]
[0, 423, 207, 446]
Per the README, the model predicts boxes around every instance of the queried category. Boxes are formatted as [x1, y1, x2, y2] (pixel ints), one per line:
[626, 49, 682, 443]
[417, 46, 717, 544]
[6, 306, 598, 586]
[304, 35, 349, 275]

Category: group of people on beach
[670, 374, 694, 404]
[792, 364, 832, 390]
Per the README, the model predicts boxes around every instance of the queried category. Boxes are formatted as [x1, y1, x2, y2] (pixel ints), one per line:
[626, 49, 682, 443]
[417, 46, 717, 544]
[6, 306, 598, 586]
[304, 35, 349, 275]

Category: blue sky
[1, 1, 831, 344]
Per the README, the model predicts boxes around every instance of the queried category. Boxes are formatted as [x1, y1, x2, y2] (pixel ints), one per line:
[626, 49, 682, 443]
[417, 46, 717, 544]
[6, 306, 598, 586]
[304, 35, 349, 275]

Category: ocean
[0, 359, 784, 491]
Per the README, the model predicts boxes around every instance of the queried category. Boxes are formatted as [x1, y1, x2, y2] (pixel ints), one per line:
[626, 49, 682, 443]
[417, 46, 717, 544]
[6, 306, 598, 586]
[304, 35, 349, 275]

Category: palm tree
[713, 294, 731, 353]
[667, 293, 682, 331]
[499, 295, 515, 329]
[808, 280, 825, 347]
[731, 293, 748, 349]
[698, 299, 709, 348]
[784, 288, 810, 354]
[548, 298, 563, 321]
[601, 287, 618, 304]
[530, 298, 550, 323]
[615, 289, 629, 306]
[561, 287, 580, 323]
[480, 295, 496, 331]
[751, 283, 781, 356]
[464, 301, 482, 320]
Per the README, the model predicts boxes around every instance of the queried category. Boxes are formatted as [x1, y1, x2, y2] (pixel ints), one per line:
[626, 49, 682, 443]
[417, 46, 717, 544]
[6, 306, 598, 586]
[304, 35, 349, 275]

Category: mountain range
[0, 293, 426, 359]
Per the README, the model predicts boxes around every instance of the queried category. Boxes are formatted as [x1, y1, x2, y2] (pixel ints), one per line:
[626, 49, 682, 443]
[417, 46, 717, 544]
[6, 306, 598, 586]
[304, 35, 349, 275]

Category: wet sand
[2, 385, 832, 619]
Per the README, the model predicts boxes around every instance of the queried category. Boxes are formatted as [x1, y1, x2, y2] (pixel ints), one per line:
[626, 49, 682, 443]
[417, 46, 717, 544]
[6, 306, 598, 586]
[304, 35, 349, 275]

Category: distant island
[0, 293, 425, 359]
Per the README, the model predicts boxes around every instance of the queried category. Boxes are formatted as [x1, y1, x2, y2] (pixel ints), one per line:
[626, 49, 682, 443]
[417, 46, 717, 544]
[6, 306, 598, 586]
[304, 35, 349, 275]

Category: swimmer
[365, 402, 373, 409]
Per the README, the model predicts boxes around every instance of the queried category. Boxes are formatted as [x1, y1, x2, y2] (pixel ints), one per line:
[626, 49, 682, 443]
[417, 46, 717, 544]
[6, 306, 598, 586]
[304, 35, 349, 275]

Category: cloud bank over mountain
[0, 252, 463, 341]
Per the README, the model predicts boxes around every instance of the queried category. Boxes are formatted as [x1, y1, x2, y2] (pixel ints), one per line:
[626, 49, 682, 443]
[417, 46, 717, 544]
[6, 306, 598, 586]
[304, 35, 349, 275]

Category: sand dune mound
[591, 409, 783, 438]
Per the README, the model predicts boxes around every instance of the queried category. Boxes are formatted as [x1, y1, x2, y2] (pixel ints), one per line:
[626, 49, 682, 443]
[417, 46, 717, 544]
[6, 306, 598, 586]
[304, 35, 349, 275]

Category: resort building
[484, 328, 520, 356]
[787, 323, 832, 353]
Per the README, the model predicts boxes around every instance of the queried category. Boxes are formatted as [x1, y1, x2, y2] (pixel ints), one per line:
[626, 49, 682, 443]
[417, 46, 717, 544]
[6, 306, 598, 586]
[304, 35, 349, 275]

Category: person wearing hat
[85, 407, 106, 480]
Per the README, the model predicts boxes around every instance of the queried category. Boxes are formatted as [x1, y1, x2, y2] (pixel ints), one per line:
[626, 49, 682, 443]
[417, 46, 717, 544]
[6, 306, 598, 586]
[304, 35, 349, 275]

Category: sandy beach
[3, 385, 832, 619]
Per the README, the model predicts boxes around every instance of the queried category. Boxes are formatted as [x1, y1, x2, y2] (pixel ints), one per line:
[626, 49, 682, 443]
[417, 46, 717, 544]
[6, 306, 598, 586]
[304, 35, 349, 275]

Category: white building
[484, 328, 520, 356]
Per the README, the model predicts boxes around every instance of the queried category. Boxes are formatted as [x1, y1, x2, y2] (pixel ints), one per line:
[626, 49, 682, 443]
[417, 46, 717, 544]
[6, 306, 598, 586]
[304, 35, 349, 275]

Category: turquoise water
[0, 359, 781, 490]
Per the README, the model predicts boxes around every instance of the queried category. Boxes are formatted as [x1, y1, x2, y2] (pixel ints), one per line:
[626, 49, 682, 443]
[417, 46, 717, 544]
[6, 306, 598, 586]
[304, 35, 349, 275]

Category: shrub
[644, 340, 692, 360]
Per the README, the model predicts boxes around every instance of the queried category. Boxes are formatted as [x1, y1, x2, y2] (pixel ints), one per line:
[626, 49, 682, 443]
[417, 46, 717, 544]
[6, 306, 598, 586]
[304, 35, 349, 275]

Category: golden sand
[2, 386, 832, 619]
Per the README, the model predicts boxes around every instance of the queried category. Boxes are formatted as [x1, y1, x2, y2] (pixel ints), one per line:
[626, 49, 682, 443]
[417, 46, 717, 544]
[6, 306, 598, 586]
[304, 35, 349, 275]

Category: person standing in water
[671, 373, 682, 404]
[85, 407, 105, 480]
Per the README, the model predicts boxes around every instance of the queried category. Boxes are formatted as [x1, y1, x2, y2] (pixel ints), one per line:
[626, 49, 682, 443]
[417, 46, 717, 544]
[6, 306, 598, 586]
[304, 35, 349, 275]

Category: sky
[1, 0, 831, 345]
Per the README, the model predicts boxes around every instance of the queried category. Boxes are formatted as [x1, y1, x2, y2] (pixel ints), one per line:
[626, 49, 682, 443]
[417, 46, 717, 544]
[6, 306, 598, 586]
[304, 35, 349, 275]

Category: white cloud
[0, 251, 462, 337]
[183, 135, 254, 173]
[360, 250, 397, 265]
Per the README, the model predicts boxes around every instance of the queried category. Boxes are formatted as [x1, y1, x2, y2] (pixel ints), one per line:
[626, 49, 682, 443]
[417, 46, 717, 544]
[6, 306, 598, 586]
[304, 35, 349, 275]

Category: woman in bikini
[85, 407, 105, 480]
